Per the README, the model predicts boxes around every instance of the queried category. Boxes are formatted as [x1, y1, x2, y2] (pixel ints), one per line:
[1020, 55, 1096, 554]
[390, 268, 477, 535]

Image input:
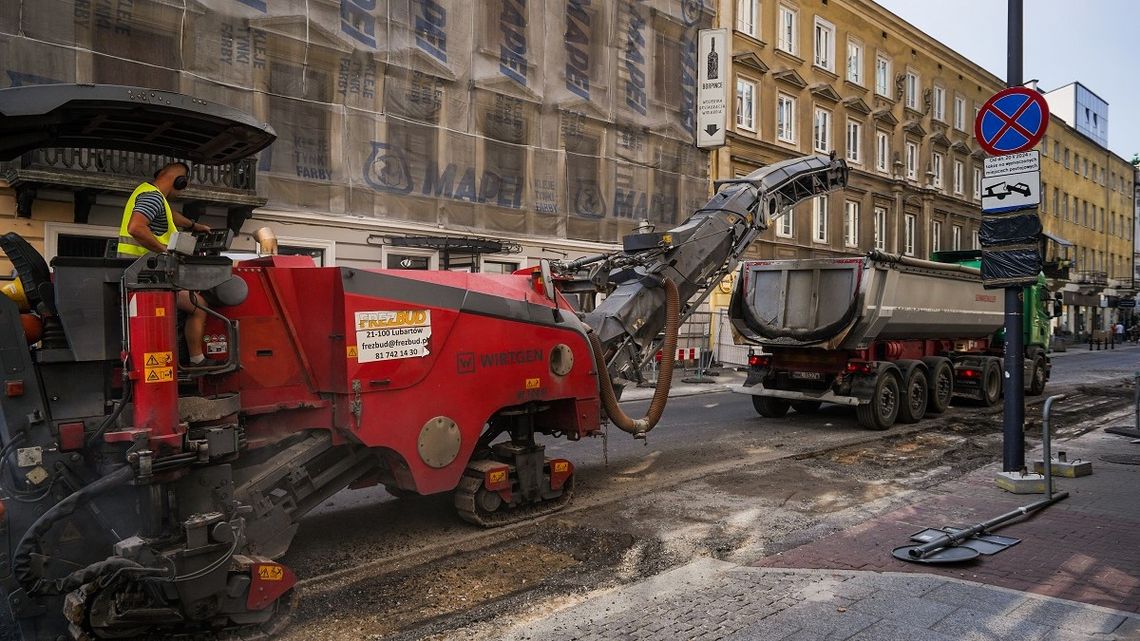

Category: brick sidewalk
[755, 429, 1140, 614]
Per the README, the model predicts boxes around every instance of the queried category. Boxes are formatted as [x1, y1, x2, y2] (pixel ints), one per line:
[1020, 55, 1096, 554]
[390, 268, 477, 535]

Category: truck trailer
[729, 250, 1056, 430]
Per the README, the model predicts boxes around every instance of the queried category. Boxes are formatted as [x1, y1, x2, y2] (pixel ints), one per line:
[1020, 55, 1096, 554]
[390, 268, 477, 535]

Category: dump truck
[729, 250, 1057, 430]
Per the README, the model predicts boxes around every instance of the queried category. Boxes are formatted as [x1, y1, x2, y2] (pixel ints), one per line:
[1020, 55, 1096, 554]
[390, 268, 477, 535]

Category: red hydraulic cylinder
[126, 290, 180, 448]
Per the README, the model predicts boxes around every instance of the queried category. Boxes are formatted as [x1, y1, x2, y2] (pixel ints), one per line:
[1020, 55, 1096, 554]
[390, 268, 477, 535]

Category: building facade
[0, 0, 714, 273]
[720, 0, 1000, 265]
[717, 0, 1134, 340]
[1036, 111, 1134, 335]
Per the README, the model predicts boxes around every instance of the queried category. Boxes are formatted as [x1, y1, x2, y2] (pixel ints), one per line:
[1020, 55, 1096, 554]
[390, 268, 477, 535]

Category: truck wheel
[981, 358, 1002, 407]
[1027, 355, 1047, 396]
[897, 367, 929, 424]
[752, 396, 790, 418]
[924, 359, 954, 414]
[791, 401, 822, 414]
[856, 373, 899, 430]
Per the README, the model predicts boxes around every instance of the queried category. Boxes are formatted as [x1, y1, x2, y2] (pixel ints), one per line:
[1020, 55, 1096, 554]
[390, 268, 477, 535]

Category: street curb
[749, 567, 1140, 621]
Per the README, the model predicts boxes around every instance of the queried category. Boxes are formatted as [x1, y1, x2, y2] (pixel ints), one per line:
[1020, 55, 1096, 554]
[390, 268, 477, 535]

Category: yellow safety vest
[117, 183, 175, 257]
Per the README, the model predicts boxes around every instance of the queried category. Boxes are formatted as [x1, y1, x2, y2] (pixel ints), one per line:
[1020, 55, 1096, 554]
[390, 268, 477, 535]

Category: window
[954, 96, 966, 130]
[812, 195, 829, 243]
[1041, 182, 1047, 213]
[1074, 153, 1080, 174]
[736, 0, 758, 37]
[1083, 158, 1089, 178]
[844, 200, 859, 248]
[875, 55, 890, 97]
[873, 206, 887, 251]
[931, 151, 943, 189]
[953, 160, 963, 194]
[777, 5, 797, 54]
[846, 38, 863, 84]
[1062, 192, 1069, 220]
[905, 71, 918, 109]
[932, 85, 945, 122]
[1063, 148, 1070, 168]
[777, 93, 796, 143]
[814, 17, 835, 70]
[482, 259, 520, 273]
[813, 107, 831, 153]
[1053, 141, 1059, 161]
[906, 141, 917, 180]
[931, 220, 942, 253]
[952, 225, 962, 250]
[778, 210, 794, 238]
[1052, 187, 1059, 216]
[972, 229, 979, 250]
[973, 166, 981, 200]
[846, 119, 861, 163]
[736, 78, 757, 131]
[875, 130, 889, 173]
[904, 213, 916, 256]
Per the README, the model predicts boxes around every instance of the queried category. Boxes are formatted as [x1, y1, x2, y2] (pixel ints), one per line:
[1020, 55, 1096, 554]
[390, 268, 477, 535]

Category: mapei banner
[0, 0, 714, 242]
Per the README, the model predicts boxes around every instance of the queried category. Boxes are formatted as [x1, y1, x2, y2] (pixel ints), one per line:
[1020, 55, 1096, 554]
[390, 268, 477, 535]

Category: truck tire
[981, 358, 1002, 407]
[856, 372, 900, 431]
[897, 366, 929, 424]
[1027, 355, 1047, 396]
[752, 395, 790, 418]
[922, 358, 954, 414]
[791, 401, 823, 414]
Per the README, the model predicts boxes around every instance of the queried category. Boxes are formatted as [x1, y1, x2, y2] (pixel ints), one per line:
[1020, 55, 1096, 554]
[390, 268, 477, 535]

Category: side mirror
[1052, 293, 1063, 318]
[539, 259, 556, 302]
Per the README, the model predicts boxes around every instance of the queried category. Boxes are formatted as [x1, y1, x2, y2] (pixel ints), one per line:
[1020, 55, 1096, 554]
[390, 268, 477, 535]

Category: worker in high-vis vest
[118, 161, 212, 366]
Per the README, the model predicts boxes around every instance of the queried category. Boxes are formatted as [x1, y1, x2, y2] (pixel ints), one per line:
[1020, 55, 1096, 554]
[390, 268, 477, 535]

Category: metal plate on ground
[910, 528, 1021, 555]
[892, 545, 979, 564]
[1105, 427, 1140, 439]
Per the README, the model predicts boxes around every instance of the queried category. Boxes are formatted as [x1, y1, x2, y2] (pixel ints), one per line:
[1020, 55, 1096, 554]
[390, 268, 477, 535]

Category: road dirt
[277, 379, 1135, 641]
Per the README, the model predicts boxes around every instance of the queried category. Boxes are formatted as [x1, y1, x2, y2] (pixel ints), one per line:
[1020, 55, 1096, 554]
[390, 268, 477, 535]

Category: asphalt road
[299, 345, 1140, 522]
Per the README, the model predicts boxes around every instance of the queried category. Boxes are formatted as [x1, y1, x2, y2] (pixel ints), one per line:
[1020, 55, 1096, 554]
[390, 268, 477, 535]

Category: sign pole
[1002, 0, 1026, 473]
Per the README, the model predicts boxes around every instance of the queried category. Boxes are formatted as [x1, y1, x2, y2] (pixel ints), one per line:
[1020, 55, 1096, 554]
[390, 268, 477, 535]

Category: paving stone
[845, 590, 957, 629]
[720, 620, 801, 641]
[842, 572, 949, 597]
[930, 605, 1059, 640]
[921, 581, 1027, 615]
[762, 601, 879, 638]
[846, 619, 959, 641]
[1107, 616, 1140, 640]
[1009, 597, 1127, 634]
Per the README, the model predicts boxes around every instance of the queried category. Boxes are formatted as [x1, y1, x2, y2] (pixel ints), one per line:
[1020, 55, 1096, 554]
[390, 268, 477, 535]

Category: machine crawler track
[453, 472, 575, 527]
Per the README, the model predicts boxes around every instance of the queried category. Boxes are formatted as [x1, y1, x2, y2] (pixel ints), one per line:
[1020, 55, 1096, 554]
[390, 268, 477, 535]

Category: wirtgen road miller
[0, 85, 846, 640]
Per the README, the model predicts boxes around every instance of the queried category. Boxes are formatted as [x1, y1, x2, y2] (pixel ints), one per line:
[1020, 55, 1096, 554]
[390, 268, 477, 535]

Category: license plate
[790, 371, 823, 381]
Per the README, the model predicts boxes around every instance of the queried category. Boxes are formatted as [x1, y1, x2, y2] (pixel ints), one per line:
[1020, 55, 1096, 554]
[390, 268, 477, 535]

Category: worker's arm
[126, 212, 173, 253]
[172, 211, 210, 233]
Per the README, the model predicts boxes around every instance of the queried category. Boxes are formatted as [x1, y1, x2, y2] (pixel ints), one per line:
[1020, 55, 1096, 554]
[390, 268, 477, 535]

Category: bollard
[1042, 394, 1065, 500]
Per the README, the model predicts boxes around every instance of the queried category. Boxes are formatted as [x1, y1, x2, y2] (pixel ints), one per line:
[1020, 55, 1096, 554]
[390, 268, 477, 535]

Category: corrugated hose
[589, 277, 680, 437]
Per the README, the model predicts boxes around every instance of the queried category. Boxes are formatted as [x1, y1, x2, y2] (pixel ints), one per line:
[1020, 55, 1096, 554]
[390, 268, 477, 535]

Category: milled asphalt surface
[487, 346, 1140, 641]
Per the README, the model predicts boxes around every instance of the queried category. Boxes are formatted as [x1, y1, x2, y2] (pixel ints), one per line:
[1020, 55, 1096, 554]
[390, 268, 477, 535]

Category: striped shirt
[133, 190, 169, 237]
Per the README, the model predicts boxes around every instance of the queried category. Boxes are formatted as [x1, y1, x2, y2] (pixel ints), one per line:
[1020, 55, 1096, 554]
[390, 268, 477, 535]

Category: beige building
[1036, 107, 1135, 335]
[717, 0, 1134, 341]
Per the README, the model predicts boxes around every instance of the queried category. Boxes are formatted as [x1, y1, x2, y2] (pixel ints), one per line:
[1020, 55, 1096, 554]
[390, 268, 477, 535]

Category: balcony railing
[1072, 270, 1108, 286]
[2, 148, 266, 212]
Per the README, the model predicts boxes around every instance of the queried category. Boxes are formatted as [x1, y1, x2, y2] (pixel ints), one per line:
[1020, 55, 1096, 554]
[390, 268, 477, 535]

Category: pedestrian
[1115, 321, 1124, 344]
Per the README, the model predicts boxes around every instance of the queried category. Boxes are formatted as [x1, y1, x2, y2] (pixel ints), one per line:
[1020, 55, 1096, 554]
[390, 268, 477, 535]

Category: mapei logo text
[363, 142, 524, 209]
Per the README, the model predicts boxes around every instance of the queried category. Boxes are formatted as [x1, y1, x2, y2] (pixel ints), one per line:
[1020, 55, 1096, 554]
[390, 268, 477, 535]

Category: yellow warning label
[347, 345, 358, 359]
[144, 367, 174, 383]
[525, 377, 541, 389]
[553, 461, 569, 474]
[257, 565, 284, 581]
[155, 307, 166, 317]
[144, 351, 173, 367]
[488, 470, 508, 485]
